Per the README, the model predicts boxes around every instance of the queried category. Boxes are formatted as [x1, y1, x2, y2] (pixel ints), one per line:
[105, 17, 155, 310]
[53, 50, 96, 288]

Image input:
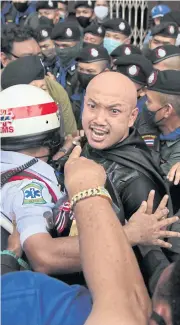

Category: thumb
[68, 145, 82, 161]
[137, 201, 147, 214]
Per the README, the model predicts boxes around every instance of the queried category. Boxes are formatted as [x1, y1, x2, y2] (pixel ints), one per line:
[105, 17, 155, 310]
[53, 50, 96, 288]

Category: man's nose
[93, 108, 107, 125]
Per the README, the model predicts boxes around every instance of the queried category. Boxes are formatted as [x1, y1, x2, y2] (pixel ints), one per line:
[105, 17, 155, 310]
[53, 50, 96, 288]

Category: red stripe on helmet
[0, 102, 58, 120]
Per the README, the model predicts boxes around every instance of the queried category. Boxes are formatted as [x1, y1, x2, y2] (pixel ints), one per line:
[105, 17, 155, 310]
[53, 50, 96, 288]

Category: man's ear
[128, 107, 139, 127]
[164, 104, 174, 118]
[0, 52, 10, 68]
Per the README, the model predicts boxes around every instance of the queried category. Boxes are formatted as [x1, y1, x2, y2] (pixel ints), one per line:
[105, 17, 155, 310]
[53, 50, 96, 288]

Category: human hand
[46, 72, 56, 81]
[64, 146, 106, 199]
[7, 214, 22, 257]
[53, 134, 83, 161]
[126, 194, 180, 248]
[167, 162, 180, 185]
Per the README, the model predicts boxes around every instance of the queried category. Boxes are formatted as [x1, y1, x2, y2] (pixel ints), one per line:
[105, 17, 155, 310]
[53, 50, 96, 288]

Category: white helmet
[0, 84, 63, 153]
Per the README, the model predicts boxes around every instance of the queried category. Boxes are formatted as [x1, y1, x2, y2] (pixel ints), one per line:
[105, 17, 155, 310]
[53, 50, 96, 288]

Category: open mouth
[89, 126, 109, 142]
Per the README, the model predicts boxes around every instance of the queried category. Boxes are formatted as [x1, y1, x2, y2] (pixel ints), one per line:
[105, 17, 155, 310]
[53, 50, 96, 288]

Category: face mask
[78, 72, 96, 89]
[94, 6, 109, 20]
[56, 42, 81, 67]
[147, 104, 166, 125]
[38, 16, 54, 27]
[103, 37, 122, 54]
[77, 16, 91, 28]
[176, 33, 180, 46]
[13, 2, 29, 12]
[42, 48, 57, 64]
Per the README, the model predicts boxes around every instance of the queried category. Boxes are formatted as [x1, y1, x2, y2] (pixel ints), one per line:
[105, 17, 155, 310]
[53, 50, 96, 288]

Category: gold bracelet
[70, 186, 112, 210]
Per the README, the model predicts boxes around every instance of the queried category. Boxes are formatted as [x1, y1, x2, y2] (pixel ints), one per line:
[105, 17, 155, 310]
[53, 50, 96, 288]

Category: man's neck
[159, 117, 180, 135]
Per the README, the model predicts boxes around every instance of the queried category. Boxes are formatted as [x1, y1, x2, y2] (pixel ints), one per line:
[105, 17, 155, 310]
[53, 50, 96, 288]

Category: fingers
[167, 163, 180, 185]
[155, 239, 172, 249]
[68, 145, 82, 162]
[158, 230, 180, 238]
[137, 201, 147, 214]
[155, 194, 169, 214]
[146, 190, 155, 215]
[159, 216, 179, 228]
[154, 208, 169, 221]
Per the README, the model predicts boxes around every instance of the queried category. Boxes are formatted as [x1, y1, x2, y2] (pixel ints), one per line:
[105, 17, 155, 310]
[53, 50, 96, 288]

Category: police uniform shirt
[1, 151, 63, 246]
[160, 139, 180, 175]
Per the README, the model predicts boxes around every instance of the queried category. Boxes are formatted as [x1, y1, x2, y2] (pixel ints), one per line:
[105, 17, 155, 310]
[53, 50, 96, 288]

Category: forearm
[24, 235, 81, 275]
[75, 196, 151, 320]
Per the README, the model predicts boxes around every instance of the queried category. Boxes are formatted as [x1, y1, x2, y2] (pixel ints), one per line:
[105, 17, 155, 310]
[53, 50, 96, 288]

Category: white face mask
[176, 33, 180, 46]
[94, 6, 109, 20]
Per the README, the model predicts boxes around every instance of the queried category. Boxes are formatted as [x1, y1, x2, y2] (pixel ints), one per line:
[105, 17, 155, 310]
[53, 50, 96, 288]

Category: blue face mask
[103, 37, 122, 54]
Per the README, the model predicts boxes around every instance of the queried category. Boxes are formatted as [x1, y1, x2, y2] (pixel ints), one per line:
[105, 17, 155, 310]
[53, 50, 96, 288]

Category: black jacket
[82, 128, 171, 220]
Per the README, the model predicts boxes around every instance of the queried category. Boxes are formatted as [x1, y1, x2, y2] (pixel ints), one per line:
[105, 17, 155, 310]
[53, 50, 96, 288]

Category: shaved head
[82, 71, 138, 150]
[87, 71, 137, 110]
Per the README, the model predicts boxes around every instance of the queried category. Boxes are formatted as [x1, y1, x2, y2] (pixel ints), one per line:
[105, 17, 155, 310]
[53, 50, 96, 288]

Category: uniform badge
[119, 22, 125, 31]
[168, 25, 175, 34]
[48, 0, 53, 8]
[124, 46, 131, 55]
[66, 28, 72, 37]
[41, 30, 48, 38]
[91, 48, 99, 57]
[128, 65, 139, 76]
[141, 134, 156, 147]
[97, 27, 102, 34]
[156, 48, 166, 58]
[22, 182, 47, 205]
[147, 71, 157, 86]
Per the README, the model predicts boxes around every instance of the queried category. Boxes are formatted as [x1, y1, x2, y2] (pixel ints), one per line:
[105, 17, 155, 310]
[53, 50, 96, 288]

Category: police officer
[1, 0, 36, 26]
[75, 1, 95, 29]
[110, 44, 141, 67]
[74, 45, 110, 126]
[51, 21, 82, 101]
[114, 54, 153, 112]
[147, 45, 180, 70]
[145, 70, 180, 175]
[103, 18, 131, 54]
[83, 24, 105, 46]
[36, 0, 60, 25]
[57, 0, 69, 21]
[35, 24, 58, 75]
[149, 21, 179, 50]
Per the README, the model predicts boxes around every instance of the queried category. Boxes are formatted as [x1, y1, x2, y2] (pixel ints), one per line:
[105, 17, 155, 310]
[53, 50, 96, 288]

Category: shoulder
[2, 178, 54, 207]
[45, 76, 70, 103]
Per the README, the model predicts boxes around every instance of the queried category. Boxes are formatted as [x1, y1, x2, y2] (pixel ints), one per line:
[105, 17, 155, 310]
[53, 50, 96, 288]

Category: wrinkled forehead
[86, 83, 132, 108]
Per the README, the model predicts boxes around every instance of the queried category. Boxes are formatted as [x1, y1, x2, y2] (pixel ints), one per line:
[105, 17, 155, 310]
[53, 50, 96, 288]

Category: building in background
[70, 1, 179, 48]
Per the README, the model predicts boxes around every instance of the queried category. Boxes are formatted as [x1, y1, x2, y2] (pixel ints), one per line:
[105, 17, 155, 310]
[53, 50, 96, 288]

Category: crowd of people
[1, 1, 180, 324]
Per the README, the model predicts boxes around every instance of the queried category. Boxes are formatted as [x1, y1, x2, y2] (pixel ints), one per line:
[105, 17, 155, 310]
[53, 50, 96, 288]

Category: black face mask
[78, 72, 97, 89]
[13, 2, 29, 12]
[147, 104, 167, 126]
[38, 16, 54, 27]
[77, 16, 91, 28]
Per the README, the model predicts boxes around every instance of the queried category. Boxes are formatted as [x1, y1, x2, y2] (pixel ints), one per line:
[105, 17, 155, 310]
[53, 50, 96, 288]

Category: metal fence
[109, 0, 149, 48]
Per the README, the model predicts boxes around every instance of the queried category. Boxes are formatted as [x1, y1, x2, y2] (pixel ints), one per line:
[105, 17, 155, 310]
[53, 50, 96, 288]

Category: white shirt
[1, 151, 63, 246]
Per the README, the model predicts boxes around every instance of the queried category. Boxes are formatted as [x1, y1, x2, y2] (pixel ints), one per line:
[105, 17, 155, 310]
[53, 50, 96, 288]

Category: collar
[1, 151, 58, 185]
[160, 127, 180, 142]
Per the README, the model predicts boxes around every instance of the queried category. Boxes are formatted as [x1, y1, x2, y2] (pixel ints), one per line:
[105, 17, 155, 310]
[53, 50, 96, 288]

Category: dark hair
[168, 259, 180, 325]
[1, 25, 36, 56]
